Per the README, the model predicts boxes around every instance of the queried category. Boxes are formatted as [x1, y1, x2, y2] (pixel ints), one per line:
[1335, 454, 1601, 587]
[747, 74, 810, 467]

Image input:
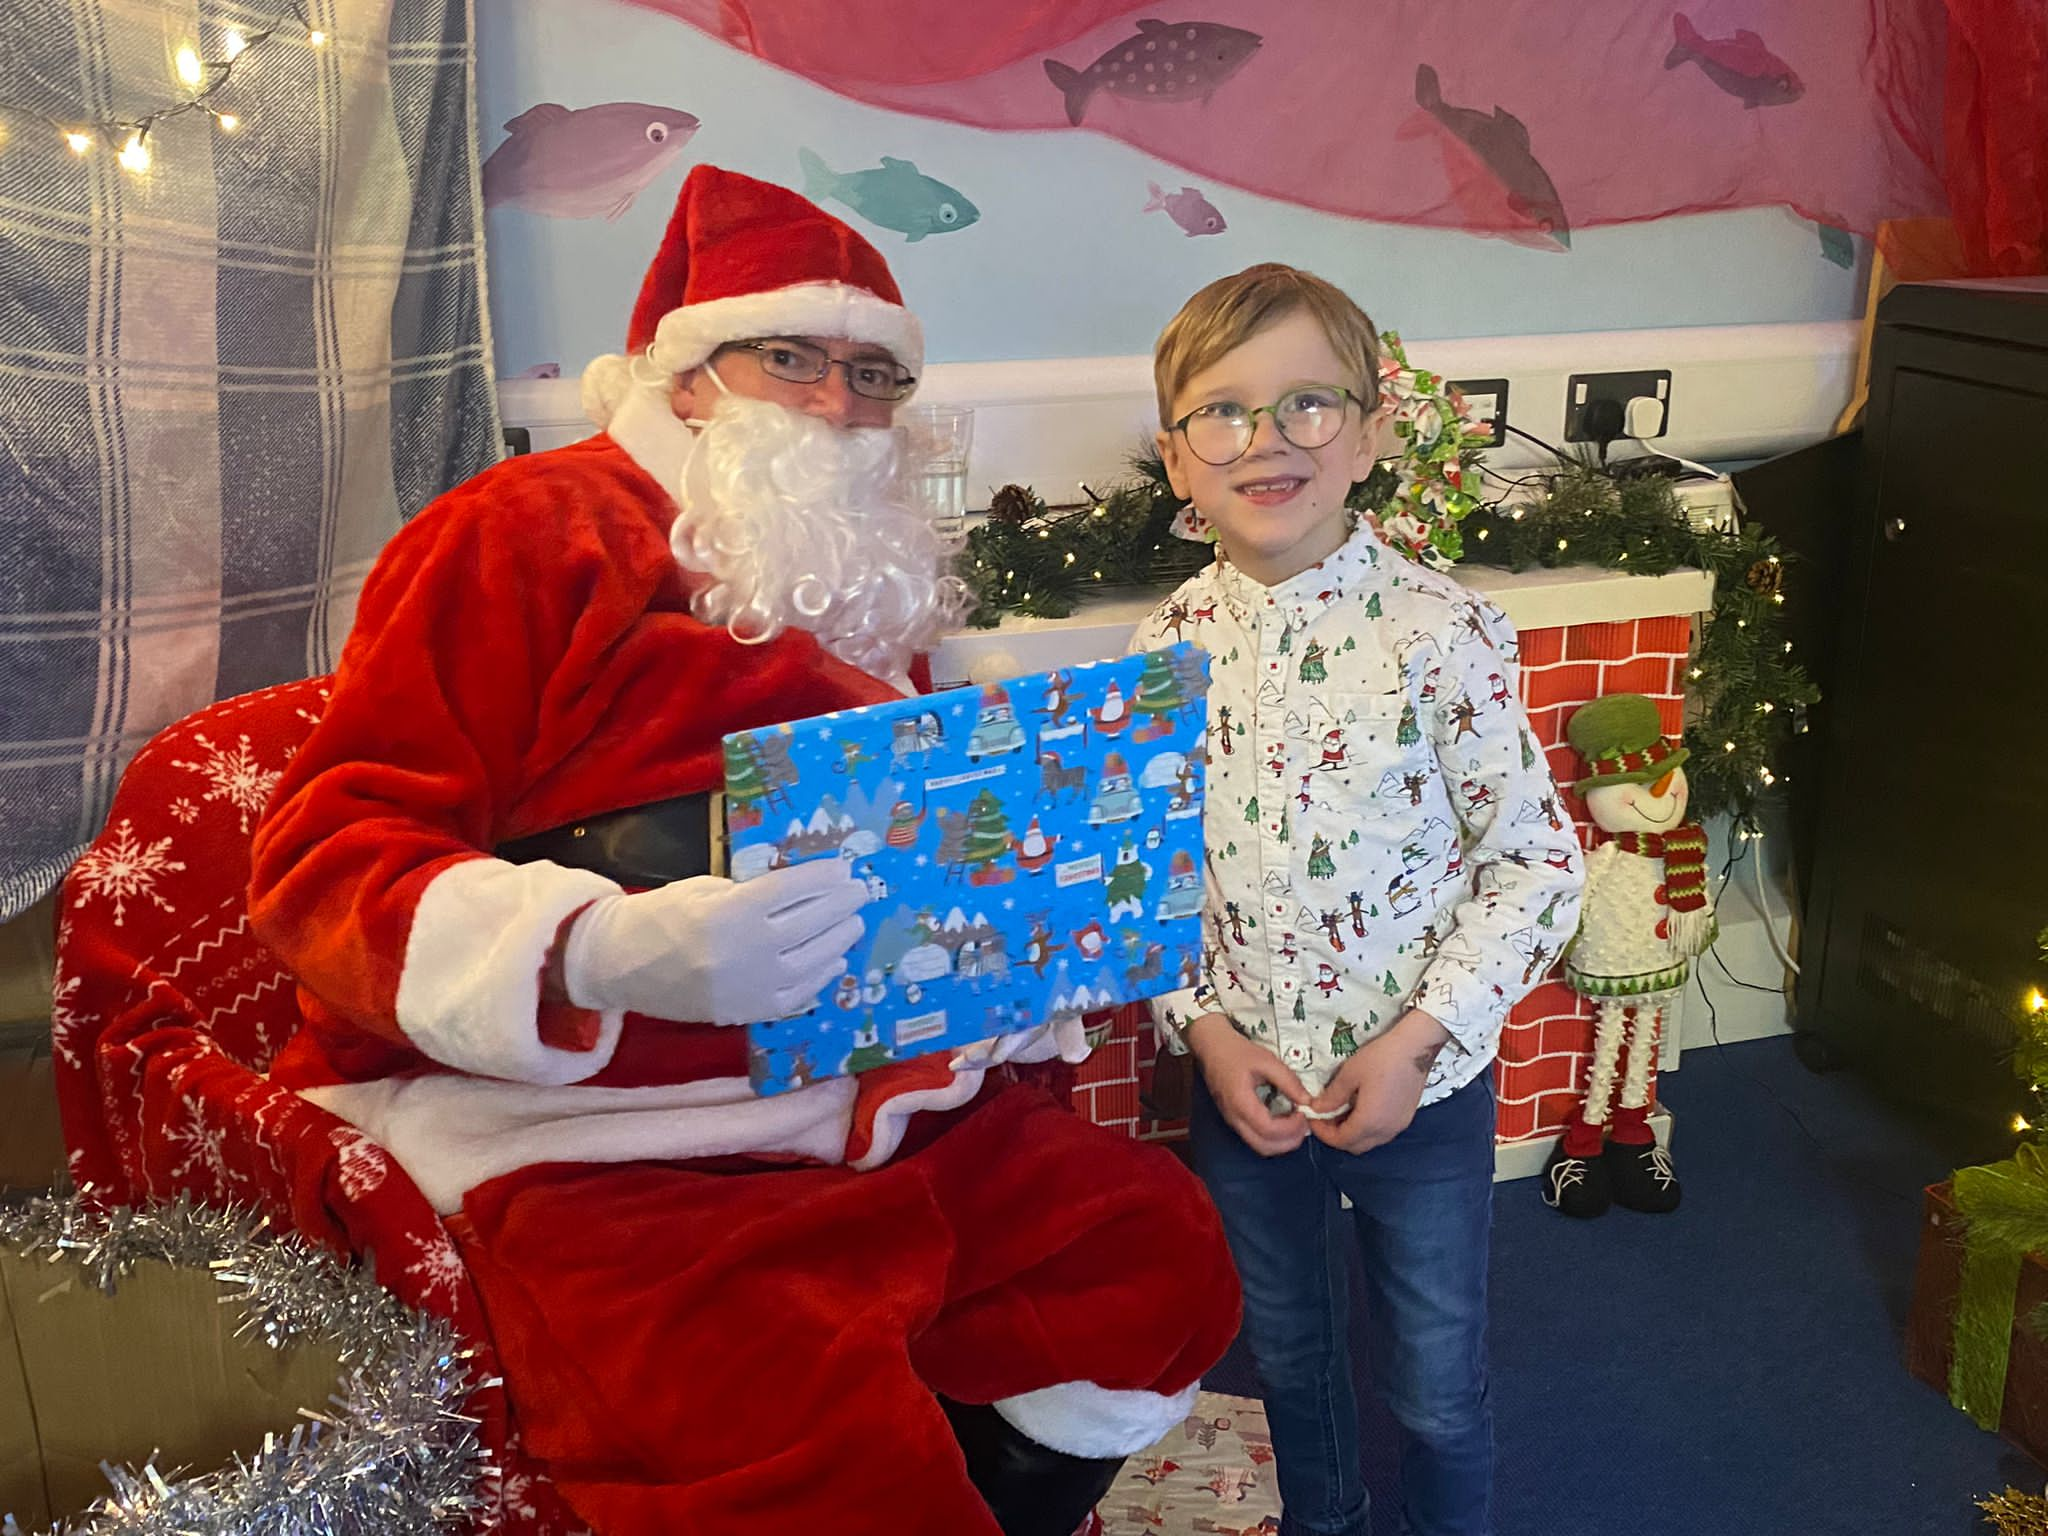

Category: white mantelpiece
[931, 563, 1715, 688]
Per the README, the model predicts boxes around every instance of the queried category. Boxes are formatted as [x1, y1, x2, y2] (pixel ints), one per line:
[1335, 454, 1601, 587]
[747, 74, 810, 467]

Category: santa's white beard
[668, 392, 968, 681]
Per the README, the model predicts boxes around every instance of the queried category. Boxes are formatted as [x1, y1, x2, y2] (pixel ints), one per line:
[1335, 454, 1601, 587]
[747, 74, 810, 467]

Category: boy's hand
[1186, 1013, 1312, 1157]
[1308, 1009, 1453, 1154]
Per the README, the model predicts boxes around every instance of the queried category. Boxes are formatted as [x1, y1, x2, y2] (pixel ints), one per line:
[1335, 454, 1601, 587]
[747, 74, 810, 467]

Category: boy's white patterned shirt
[1134, 521, 1586, 1103]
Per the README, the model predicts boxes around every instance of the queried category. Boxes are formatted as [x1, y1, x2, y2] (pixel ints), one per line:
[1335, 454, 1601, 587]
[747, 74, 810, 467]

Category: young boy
[1133, 264, 1584, 1536]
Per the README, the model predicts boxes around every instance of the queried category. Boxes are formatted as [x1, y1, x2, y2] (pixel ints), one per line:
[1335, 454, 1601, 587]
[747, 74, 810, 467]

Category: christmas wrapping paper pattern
[728, 648, 1210, 1094]
[1102, 1393, 1281, 1535]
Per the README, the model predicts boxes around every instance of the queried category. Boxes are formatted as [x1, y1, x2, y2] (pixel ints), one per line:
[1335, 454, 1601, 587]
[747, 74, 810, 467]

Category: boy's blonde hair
[1152, 263, 1381, 427]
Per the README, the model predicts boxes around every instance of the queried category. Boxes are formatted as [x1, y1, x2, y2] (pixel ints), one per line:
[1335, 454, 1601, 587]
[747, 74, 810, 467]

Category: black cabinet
[1797, 279, 2048, 1137]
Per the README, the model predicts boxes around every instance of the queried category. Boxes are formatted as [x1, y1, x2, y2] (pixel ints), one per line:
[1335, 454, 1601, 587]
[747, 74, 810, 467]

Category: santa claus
[248, 167, 1239, 1536]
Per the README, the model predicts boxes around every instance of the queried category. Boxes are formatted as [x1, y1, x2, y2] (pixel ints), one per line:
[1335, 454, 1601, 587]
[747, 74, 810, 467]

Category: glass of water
[900, 404, 974, 539]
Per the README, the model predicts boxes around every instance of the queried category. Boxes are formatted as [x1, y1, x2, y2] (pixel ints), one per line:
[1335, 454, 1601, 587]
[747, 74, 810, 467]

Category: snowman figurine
[1543, 694, 1717, 1219]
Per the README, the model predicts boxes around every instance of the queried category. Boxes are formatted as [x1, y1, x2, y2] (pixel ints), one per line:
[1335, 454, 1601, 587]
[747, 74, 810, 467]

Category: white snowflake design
[405, 1229, 467, 1307]
[172, 731, 282, 833]
[168, 797, 200, 824]
[165, 1094, 240, 1200]
[497, 1471, 540, 1522]
[47, 971, 89, 1068]
[70, 818, 185, 926]
[330, 1128, 393, 1200]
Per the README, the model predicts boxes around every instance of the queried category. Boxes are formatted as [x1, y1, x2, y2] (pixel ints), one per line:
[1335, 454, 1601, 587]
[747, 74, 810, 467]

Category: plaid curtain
[0, 0, 499, 921]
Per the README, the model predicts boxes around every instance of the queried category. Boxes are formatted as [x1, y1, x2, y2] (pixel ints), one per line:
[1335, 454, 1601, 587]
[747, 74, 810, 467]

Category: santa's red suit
[247, 168, 1239, 1535]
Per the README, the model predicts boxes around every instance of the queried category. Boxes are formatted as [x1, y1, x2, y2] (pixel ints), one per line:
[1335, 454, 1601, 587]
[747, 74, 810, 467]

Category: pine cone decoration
[1745, 558, 1784, 597]
[988, 484, 1037, 527]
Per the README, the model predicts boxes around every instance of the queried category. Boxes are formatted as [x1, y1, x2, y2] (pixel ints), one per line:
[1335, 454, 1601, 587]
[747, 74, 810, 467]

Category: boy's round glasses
[1171, 385, 1369, 467]
[720, 337, 918, 402]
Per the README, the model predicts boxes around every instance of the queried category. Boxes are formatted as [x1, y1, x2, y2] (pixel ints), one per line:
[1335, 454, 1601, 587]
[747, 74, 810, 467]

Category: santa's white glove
[560, 861, 867, 1026]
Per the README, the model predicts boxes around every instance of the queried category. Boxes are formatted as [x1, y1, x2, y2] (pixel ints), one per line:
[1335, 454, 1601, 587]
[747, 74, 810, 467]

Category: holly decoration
[1366, 331, 1489, 568]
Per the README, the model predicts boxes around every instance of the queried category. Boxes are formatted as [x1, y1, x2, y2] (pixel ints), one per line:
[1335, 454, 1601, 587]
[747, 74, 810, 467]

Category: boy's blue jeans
[1189, 1071, 1496, 1536]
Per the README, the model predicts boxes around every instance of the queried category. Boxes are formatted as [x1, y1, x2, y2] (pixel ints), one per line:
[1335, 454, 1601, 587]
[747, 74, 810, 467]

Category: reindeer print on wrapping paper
[1037, 751, 1088, 806]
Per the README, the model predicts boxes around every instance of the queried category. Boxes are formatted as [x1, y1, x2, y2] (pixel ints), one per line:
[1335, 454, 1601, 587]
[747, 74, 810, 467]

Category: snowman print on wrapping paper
[724, 648, 1210, 1095]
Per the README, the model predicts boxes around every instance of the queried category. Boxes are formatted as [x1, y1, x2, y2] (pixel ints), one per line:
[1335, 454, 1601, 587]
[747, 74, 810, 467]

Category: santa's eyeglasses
[719, 338, 917, 402]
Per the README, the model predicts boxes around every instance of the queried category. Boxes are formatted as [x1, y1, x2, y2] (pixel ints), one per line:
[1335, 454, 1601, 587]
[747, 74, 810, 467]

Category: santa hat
[582, 165, 924, 429]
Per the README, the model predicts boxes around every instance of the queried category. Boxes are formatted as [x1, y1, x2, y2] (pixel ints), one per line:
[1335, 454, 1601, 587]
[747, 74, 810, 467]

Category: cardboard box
[0, 1045, 66, 1194]
[1905, 1180, 2048, 1464]
[0, 1247, 342, 1529]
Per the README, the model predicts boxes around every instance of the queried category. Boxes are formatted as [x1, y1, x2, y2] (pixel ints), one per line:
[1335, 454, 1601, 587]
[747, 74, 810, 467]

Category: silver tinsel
[0, 1192, 491, 1536]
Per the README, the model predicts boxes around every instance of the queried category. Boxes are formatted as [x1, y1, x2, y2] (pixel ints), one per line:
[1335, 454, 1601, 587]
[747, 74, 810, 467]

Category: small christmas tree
[1398, 701, 1421, 748]
[1330, 1017, 1358, 1057]
[961, 789, 1013, 870]
[1299, 640, 1328, 684]
[1364, 592, 1383, 619]
[1245, 795, 1261, 825]
[725, 736, 767, 810]
[1307, 834, 1336, 880]
[1132, 649, 1186, 724]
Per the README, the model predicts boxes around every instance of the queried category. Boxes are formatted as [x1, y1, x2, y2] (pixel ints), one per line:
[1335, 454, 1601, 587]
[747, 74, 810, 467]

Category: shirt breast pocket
[1328, 690, 1433, 815]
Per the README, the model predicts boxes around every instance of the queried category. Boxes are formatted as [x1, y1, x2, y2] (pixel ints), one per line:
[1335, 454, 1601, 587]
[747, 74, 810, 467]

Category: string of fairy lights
[15, 4, 328, 174]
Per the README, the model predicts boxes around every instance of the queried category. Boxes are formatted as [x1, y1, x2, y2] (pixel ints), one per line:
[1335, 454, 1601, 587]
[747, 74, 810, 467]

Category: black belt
[494, 791, 717, 886]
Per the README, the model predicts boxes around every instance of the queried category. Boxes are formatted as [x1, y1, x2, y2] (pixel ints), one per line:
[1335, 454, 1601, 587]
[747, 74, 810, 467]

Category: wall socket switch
[1566, 369, 1671, 443]
[1448, 377, 1509, 448]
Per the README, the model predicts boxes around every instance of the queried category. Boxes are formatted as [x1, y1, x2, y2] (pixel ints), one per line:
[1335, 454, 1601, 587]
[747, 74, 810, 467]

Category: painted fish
[1145, 181, 1227, 236]
[1043, 20, 1262, 127]
[798, 149, 979, 242]
[1408, 64, 1570, 251]
[481, 101, 699, 220]
[1665, 14, 1804, 108]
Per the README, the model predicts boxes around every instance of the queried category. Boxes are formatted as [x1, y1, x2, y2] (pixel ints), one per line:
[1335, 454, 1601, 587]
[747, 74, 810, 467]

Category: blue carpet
[1201, 1036, 2032, 1535]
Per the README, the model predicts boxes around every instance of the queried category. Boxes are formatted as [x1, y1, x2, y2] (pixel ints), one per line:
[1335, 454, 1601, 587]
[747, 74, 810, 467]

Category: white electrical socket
[1672, 476, 1736, 532]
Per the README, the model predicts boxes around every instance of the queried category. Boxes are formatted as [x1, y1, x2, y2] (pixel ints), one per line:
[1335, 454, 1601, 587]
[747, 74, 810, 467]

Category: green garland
[1457, 463, 1819, 825]
[961, 454, 1815, 826]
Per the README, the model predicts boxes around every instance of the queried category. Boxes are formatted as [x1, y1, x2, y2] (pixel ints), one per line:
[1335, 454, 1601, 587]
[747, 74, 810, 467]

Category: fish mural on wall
[1665, 14, 1804, 108]
[1402, 63, 1570, 252]
[1145, 182, 1227, 237]
[1043, 20, 1263, 127]
[798, 150, 980, 242]
[482, 101, 700, 220]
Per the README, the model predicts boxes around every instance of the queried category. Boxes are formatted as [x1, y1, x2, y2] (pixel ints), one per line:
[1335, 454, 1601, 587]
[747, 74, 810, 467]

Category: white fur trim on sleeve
[846, 1066, 985, 1171]
[646, 281, 925, 379]
[303, 1074, 857, 1215]
[395, 857, 625, 1085]
[948, 1015, 1090, 1072]
[993, 1379, 1201, 1459]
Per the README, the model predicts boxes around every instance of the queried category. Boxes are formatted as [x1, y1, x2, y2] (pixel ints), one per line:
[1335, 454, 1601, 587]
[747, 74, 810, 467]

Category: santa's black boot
[1605, 1105, 1681, 1213]
[941, 1397, 1124, 1536]
[1541, 1115, 1611, 1218]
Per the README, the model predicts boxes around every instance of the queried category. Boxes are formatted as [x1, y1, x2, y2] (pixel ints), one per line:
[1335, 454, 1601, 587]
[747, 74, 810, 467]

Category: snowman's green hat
[1567, 693, 1687, 793]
